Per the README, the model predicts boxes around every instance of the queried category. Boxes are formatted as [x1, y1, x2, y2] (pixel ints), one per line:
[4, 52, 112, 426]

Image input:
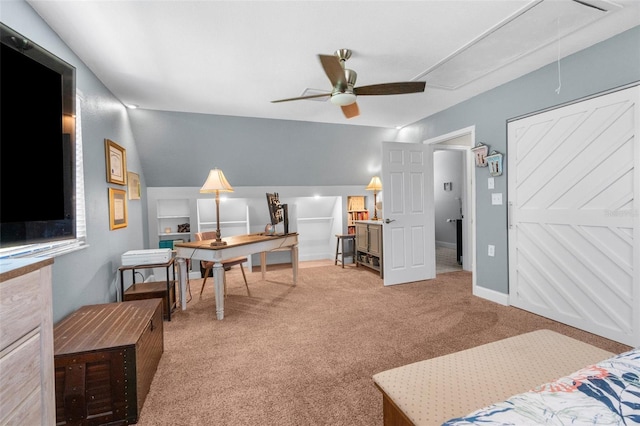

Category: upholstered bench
[372, 330, 614, 426]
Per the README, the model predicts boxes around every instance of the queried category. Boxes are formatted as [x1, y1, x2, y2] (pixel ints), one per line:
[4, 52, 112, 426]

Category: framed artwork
[105, 139, 127, 185]
[127, 171, 141, 200]
[471, 143, 489, 167]
[108, 188, 128, 230]
[486, 150, 504, 176]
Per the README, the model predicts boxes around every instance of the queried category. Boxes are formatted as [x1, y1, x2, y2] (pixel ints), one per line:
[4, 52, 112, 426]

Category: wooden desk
[174, 233, 299, 319]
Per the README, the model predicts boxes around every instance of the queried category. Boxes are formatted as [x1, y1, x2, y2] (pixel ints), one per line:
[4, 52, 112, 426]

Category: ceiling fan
[271, 49, 426, 119]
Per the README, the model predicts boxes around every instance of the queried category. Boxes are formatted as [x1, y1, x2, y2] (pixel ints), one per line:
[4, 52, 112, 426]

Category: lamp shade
[365, 176, 382, 192]
[200, 168, 234, 193]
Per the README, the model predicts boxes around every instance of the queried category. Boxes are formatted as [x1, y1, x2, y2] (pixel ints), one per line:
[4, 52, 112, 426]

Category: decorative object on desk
[200, 168, 234, 246]
[265, 223, 276, 235]
[266, 192, 289, 235]
[108, 188, 127, 230]
[471, 143, 489, 167]
[486, 150, 503, 176]
[127, 171, 141, 200]
[365, 176, 382, 220]
[105, 139, 127, 185]
[177, 223, 190, 233]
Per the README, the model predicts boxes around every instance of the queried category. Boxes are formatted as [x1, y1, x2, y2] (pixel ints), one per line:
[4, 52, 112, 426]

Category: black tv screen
[1, 23, 76, 248]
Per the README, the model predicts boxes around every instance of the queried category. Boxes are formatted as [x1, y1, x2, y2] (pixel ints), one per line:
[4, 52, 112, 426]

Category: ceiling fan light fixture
[330, 91, 356, 106]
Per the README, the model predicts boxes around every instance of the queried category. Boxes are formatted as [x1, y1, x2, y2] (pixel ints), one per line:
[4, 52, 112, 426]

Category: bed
[372, 330, 631, 426]
[442, 347, 640, 425]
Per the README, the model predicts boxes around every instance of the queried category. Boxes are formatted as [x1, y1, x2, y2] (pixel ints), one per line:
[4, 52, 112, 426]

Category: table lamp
[200, 168, 234, 246]
[365, 176, 382, 221]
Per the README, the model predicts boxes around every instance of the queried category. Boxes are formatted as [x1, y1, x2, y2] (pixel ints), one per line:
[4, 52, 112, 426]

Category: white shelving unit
[196, 197, 252, 270]
[289, 196, 341, 261]
[147, 187, 352, 269]
[196, 198, 250, 235]
[157, 198, 191, 247]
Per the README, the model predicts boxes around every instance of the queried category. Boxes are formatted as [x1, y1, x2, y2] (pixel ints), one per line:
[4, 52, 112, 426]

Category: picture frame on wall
[471, 143, 489, 167]
[109, 188, 128, 230]
[105, 139, 127, 185]
[486, 150, 503, 176]
[127, 171, 141, 200]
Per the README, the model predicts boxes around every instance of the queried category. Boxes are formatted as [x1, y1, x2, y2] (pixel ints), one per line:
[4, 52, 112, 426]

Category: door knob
[384, 218, 395, 224]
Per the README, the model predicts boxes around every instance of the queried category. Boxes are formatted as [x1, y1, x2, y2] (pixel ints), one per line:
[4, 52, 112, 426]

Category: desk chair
[194, 232, 249, 298]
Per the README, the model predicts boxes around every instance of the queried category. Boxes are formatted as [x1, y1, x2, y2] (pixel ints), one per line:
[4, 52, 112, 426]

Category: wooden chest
[53, 299, 163, 425]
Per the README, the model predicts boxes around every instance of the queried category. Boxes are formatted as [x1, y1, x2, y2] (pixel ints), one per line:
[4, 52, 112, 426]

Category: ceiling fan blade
[354, 81, 426, 96]
[271, 92, 331, 103]
[319, 54, 347, 91]
[341, 102, 360, 119]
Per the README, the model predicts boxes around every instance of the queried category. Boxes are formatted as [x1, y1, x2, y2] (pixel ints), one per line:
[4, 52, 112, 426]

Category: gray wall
[128, 109, 395, 187]
[403, 26, 640, 294]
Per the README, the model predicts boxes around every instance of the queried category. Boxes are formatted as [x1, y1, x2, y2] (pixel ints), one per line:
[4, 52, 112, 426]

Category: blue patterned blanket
[443, 348, 640, 425]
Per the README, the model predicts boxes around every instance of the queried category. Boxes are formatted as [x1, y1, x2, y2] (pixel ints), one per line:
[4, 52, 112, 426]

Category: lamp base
[210, 240, 227, 246]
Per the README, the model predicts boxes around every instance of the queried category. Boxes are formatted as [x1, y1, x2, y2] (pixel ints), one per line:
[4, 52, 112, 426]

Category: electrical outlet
[491, 193, 503, 205]
[488, 245, 495, 257]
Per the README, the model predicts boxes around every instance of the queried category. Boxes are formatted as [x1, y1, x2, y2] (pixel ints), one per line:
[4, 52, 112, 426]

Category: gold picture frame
[127, 171, 141, 200]
[109, 188, 128, 230]
[105, 139, 127, 185]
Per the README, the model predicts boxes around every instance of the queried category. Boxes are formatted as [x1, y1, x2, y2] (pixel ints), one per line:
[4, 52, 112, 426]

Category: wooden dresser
[54, 299, 163, 425]
[355, 221, 384, 278]
[0, 257, 56, 425]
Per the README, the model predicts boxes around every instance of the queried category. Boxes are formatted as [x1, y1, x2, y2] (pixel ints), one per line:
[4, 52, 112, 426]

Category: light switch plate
[488, 245, 495, 257]
[488, 177, 495, 189]
[491, 193, 503, 205]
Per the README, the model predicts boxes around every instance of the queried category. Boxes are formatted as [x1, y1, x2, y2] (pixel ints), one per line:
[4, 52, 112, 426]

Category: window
[0, 93, 87, 258]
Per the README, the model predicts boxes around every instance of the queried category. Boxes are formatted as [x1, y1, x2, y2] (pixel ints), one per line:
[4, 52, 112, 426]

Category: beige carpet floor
[137, 263, 629, 426]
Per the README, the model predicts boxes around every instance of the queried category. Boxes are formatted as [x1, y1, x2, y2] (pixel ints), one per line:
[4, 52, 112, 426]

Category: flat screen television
[1, 23, 76, 248]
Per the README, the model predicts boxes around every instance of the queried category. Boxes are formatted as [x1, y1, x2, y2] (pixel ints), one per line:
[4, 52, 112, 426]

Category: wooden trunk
[53, 299, 163, 425]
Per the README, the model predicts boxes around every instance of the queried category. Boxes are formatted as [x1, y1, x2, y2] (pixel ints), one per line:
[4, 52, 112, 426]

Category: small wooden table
[175, 233, 299, 320]
[119, 258, 176, 321]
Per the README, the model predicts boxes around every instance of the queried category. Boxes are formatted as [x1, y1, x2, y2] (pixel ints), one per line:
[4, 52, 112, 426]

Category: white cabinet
[0, 258, 55, 425]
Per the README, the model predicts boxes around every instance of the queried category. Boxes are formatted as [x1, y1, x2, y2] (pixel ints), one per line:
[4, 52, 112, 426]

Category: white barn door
[508, 86, 640, 346]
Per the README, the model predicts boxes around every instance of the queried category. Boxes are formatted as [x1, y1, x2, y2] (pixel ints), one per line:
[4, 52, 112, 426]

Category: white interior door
[508, 85, 640, 346]
[382, 142, 435, 286]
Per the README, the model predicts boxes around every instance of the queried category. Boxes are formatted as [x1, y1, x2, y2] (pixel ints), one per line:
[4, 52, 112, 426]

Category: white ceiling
[27, 0, 640, 128]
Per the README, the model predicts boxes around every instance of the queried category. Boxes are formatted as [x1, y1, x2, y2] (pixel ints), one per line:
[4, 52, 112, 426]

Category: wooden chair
[194, 232, 249, 298]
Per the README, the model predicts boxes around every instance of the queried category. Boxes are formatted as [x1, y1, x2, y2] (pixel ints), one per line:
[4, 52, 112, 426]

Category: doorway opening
[425, 127, 476, 285]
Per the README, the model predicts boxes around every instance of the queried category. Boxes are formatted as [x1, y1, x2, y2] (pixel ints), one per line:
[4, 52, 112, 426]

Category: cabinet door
[355, 224, 368, 252]
[368, 225, 382, 256]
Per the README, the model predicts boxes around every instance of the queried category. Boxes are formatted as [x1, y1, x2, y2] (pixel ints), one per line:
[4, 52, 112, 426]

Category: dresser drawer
[0, 332, 41, 424]
[0, 270, 41, 350]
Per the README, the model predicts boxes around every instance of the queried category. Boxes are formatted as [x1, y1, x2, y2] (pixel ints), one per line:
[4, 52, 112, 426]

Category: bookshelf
[347, 195, 369, 234]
